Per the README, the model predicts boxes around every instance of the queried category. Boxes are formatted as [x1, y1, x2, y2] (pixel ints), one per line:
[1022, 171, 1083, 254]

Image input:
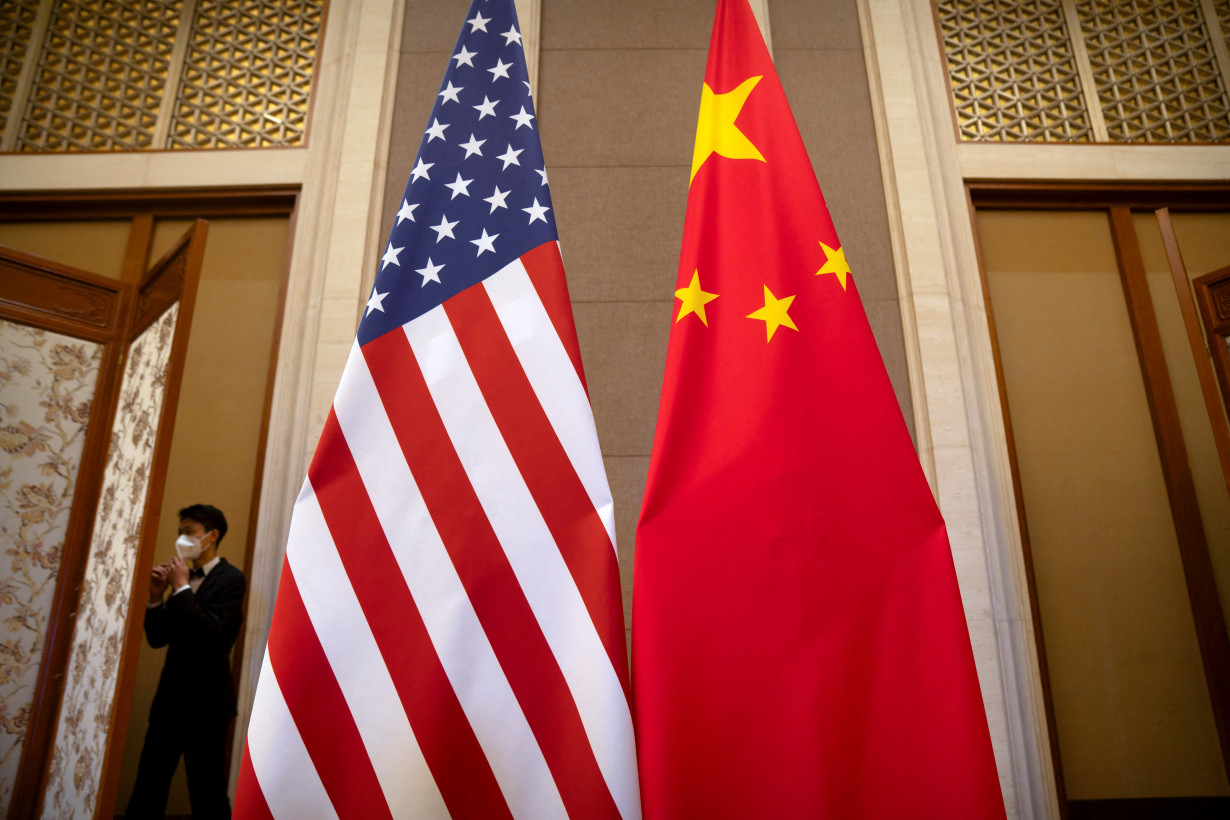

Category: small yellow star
[816, 241, 851, 290]
[691, 75, 765, 184]
[675, 271, 719, 325]
[747, 285, 798, 341]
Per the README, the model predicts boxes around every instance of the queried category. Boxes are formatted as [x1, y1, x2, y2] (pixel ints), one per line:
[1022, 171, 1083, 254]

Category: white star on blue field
[359, 0, 555, 347]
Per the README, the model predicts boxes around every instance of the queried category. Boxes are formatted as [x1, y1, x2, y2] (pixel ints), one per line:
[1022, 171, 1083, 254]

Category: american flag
[232, 1, 640, 817]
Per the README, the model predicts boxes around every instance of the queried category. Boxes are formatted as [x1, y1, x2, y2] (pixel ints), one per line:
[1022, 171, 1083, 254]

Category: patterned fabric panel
[0, 320, 102, 818]
[40, 304, 178, 820]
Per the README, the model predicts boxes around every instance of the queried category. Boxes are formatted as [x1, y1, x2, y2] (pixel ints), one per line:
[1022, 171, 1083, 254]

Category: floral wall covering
[40, 305, 179, 820]
[0, 319, 102, 817]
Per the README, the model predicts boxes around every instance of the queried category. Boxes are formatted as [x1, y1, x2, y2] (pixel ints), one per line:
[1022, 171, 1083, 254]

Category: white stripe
[286, 480, 447, 818]
[332, 340, 567, 820]
[405, 310, 641, 820]
[246, 653, 338, 820]
[483, 254, 618, 548]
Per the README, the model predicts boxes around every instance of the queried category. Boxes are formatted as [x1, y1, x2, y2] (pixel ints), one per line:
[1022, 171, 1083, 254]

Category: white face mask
[175, 534, 204, 561]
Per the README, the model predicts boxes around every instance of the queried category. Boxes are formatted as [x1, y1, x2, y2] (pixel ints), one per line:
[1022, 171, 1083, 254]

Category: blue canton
[358, 0, 556, 347]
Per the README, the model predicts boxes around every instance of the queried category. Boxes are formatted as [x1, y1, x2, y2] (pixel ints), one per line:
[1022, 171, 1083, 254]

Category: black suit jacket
[145, 557, 246, 721]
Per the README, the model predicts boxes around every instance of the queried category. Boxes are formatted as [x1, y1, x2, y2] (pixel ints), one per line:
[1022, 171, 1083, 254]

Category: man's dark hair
[179, 504, 229, 547]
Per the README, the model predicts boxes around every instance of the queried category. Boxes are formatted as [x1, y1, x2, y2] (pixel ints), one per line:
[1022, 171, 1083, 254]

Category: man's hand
[148, 563, 170, 604]
[168, 556, 190, 590]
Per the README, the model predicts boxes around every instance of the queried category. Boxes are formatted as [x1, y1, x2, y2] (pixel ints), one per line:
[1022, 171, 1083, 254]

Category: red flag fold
[631, 1, 1006, 816]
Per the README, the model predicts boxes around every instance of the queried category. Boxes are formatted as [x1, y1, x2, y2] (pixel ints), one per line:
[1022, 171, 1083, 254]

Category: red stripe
[309, 412, 513, 820]
[363, 330, 622, 820]
[266, 565, 392, 820]
[232, 744, 275, 820]
[521, 242, 587, 394]
[446, 282, 630, 686]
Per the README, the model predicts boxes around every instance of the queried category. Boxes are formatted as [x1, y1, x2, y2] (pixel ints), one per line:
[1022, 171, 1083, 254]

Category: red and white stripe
[236, 244, 640, 820]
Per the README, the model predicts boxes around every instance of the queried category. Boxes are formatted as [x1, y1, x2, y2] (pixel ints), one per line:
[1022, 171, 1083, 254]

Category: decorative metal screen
[0, 0, 323, 152]
[939, 0, 1230, 142]
[937, 0, 1093, 141]
[19, 0, 182, 151]
[1077, 0, 1230, 141]
[169, 0, 322, 149]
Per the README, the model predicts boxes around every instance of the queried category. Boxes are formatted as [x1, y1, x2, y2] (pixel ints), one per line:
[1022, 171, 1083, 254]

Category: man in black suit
[126, 504, 246, 820]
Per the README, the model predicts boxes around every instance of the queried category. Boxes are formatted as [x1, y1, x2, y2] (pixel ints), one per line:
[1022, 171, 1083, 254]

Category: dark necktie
[189, 567, 205, 580]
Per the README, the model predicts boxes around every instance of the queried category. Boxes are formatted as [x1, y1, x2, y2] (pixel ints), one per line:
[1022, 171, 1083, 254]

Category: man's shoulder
[212, 557, 246, 585]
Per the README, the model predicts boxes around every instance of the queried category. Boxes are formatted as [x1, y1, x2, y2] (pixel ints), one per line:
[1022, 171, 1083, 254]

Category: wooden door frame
[0, 187, 298, 819]
[1191, 265, 1230, 449]
[967, 182, 1230, 815]
[1107, 204, 1230, 778]
[1156, 212, 1230, 508]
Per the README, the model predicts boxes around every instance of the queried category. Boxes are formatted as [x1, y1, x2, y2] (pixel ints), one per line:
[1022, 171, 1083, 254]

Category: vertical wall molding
[150, 0, 201, 149]
[228, 0, 405, 790]
[0, 0, 53, 152]
[514, 0, 541, 95]
[1059, 0, 1111, 142]
[749, 0, 773, 55]
[861, 1, 1058, 817]
[857, 0, 934, 487]
[1200, 0, 1230, 100]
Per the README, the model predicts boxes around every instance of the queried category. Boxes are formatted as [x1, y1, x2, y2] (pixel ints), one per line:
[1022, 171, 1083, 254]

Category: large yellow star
[675, 271, 719, 325]
[691, 75, 765, 184]
[816, 241, 851, 290]
[746, 285, 798, 341]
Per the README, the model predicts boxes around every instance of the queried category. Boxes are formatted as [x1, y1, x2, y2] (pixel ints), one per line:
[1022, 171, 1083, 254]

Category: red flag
[631, 1, 1005, 816]
[233, 1, 639, 817]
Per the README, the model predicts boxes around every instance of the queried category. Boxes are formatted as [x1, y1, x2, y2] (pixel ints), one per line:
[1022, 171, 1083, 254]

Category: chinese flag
[631, 1, 1007, 817]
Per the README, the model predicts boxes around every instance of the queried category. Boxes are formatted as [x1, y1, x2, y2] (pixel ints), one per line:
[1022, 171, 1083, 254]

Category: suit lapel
[196, 558, 228, 602]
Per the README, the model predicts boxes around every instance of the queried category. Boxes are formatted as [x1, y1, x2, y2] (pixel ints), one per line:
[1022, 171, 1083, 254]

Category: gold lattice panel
[18, 0, 182, 151]
[0, 1, 40, 137]
[168, 0, 322, 149]
[938, 0, 1093, 141]
[1076, 0, 1230, 141]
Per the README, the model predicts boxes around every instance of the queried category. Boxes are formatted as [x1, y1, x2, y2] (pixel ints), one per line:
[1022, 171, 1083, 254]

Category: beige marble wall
[229, 0, 405, 787]
[956, 142, 1230, 181]
[535, 0, 706, 638]
[860, 2, 1036, 814]
[0, 150, 307, 191]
